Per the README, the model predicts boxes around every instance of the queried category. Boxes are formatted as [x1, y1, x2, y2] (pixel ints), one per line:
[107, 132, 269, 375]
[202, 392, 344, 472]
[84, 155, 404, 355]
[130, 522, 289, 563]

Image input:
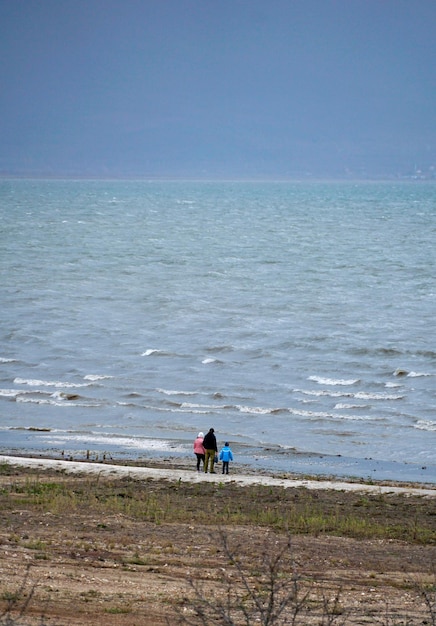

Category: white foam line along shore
[2, 455, 435, 497]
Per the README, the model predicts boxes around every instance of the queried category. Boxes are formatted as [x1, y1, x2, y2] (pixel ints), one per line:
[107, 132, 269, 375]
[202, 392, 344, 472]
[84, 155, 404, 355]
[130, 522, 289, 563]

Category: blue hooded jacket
[219, 444, 233, 463]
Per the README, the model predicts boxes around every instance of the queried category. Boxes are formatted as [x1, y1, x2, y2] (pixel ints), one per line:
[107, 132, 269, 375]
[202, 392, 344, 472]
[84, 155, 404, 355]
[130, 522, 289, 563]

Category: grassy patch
[0, 472, 435, 544]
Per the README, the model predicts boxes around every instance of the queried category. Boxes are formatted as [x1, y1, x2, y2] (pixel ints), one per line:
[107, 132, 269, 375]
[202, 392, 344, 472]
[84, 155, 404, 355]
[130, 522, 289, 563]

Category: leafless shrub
[0, 566, 36, 625]
[419, 577, 436, 626]
[171, 528, 347, 625]
[0, 565, 52, 626]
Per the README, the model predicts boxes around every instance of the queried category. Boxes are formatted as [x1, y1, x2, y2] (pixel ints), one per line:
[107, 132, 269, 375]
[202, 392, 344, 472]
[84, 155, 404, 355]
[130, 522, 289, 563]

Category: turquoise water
[0, 179, 435, 482]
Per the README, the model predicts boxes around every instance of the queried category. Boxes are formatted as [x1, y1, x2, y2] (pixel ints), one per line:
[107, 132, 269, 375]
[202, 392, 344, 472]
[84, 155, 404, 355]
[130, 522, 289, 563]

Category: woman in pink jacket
[193, 432, 205, 471]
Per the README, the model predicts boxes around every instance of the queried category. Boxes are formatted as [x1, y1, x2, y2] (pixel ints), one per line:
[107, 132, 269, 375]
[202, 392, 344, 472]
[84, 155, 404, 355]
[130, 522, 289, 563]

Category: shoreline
[2, 433, 436, 485]
[1, 454, 435, 497]
[0, 427, 436, 488]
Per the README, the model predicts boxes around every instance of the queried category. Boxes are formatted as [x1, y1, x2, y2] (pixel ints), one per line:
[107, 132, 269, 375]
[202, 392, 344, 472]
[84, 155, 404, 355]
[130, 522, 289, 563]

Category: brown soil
[0, 461, 435, 625]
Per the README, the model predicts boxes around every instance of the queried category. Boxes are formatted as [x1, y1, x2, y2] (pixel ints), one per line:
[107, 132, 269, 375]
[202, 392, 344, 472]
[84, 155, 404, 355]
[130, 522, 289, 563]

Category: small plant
[80, 589, 101, 602]
[23, 539, 47, 551]
[105, 606, 132, 614]
[124, 551, 148, 566]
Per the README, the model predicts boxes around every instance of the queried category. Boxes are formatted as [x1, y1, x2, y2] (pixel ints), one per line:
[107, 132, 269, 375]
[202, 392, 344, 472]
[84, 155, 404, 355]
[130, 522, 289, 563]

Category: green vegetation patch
[0, 471, 435, 544]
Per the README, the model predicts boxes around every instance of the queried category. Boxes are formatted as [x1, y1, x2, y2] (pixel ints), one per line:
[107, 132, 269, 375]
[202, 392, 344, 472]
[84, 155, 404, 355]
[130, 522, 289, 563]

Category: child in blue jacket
[219, 442, 234, 475]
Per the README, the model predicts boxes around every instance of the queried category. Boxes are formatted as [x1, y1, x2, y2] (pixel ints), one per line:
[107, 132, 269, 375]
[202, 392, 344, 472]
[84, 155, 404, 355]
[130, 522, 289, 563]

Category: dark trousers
[195, 453, 205, 471]
[222, 461, 229, 474]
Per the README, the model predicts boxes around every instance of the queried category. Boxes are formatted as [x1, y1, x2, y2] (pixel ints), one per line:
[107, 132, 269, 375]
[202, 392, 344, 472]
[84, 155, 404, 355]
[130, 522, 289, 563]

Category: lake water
[1, 179, 435, 483]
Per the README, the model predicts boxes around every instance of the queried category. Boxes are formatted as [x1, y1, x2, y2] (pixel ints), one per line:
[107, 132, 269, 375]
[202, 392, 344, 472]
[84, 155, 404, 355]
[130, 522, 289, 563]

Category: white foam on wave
[334, 403, 370, 410]
[11, 390, 97, 407]
[84, 374, 113, 381]
[174, 407, 212, 414]
[15, 396, 67, 406]
[393, 368, 409, 376]
[308, 375, 359, 386]
[1, 389, 31, 399]
[392, 368, 432, 378]
[202, 358, 217, 364]
[236, 405, 282, 415]
[0, 357, 17, 363]
[297, 388, 352, 398]
[414, 420, 436, 432]
[181, 402, 227, 410]
[289, 407, 382, 422]
[141, 403, 212, 415]
[51, 391, 82, 401]
[38, 433, 187, 452]
[141, 348, 183, 358]
[297, 388, 404, 401]
[14, 377, 90, 388]
[156, 388, 196, 396]
[354, 391, 404, 400]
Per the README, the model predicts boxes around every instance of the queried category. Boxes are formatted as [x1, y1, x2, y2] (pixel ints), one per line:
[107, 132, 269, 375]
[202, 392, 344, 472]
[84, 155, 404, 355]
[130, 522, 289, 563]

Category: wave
[334, 403, 371, 410]
[161, 399, 183, 407]
[83, 374, 113, 381]
[393, 368, 409, 376]
[236, 405, 287, 415]
[141, 403, 214, 415]
[393, 368, 432, 378]
[288, 407, 385, 422]
[415, 349, 436, 359]
[15, 397, 65, 406]
[350, 347, 436, 360]
[181, 402, 231, 410]
[354, 391, 404, 400]
[350, 347, 404, 357]
[414, 420, 436, 432]
[2, 388, 98, 407]
[10, 426, 52, 432]
[1, 388, 87, 403]
[16, 395, 99, 407]
[14, 377, 90, 388]
[0, 357, 18, 363]
[308, 375, 360, 386]
[205, 345, 234, 354]
[142, 349, 161, 356]
[141, 348, 187, 358]
[35, 432, 187, 453]
[156, 388, 197, 396]
[297, 389, 356, 398]
[297, 388, 404, 401]
[231, 402, 386, 422]
[0, 388, 38, 399]
[51, 391, 85, 401]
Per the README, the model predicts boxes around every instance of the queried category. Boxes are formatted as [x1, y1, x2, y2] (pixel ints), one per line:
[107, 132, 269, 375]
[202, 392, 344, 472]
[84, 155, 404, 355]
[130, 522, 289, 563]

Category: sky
[1, 0, 435, 179]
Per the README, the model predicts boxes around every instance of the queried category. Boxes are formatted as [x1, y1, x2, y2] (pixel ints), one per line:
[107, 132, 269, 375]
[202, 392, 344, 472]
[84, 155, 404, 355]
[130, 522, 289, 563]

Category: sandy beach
[1, 454, 436, 497]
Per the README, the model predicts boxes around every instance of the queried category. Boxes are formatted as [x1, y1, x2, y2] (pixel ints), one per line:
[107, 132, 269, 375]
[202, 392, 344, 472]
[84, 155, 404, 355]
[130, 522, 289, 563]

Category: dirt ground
[1, 460, 435, 625]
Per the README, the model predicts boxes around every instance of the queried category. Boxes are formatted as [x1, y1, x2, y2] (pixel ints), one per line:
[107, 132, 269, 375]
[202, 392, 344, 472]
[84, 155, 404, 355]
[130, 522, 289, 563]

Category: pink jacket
[193, 435, 205, 455]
